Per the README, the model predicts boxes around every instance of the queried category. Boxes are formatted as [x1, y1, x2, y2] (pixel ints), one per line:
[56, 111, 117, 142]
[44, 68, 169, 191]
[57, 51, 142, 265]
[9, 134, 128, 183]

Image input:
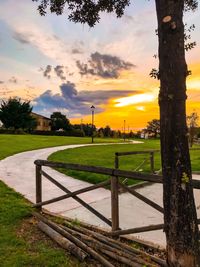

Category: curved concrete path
[0, 143, 200, 248]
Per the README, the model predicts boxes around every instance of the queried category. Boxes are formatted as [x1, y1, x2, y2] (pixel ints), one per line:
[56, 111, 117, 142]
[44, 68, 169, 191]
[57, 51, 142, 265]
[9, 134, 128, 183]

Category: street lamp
[91, 105, 95, 143]
[123, 119, 126, 141]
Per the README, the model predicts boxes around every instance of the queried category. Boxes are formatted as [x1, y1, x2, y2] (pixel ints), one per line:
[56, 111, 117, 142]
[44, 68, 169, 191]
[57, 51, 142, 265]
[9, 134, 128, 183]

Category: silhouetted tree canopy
[33, 0, 198, 28]
[0, 98, 36, 130]
[50, 112, 71, 131]
[145, 119, 160, 138]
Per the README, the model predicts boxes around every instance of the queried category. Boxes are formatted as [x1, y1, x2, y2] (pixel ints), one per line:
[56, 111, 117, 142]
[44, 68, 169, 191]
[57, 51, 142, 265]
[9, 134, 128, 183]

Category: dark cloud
[13, 31, 30, 44]
[54, 65, 66, 80]
[33, 81, 135, 117]
[0, 81, 4, 84]
[42, 65, 69, 80]
[72, 48, 83, 54]
[71, 40, 84, 54]
[76, 52, 136, 79]
[43, 65, 52, 79]
[9, 76, 17, 83]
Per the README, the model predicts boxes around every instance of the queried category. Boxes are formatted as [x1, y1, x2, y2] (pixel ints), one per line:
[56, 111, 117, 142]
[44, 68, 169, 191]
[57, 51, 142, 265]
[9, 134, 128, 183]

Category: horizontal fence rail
[115, 148, 200, 175]
[115, 150, 160, 156]
[35, 159, 200, 189]
[34, 158, 200, 237]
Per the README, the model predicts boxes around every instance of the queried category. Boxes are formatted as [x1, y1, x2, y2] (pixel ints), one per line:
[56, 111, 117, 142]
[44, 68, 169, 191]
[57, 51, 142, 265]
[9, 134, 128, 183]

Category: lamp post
[123, 119, 126, 141]
[80, 118, 83, 133]
[91, 105, 95, 143]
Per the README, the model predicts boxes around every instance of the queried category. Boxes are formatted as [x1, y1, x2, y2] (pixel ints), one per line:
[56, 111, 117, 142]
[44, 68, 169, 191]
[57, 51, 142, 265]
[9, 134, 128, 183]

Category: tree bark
[155, 1, 200, 266]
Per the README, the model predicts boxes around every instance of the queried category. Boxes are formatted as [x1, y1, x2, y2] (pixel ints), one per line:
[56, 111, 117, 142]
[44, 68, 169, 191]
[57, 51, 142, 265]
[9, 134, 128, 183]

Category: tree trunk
[155, 1, 200, 266]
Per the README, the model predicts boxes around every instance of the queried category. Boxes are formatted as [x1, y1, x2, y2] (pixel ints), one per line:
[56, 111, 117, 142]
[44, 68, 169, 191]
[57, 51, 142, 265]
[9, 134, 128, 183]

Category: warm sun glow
[114, 93, 156, 107]
[187, 79, 200, 90]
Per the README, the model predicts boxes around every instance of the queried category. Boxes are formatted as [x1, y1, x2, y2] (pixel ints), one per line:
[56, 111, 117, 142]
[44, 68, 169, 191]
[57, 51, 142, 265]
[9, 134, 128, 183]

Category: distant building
[31, 112, 51, 131]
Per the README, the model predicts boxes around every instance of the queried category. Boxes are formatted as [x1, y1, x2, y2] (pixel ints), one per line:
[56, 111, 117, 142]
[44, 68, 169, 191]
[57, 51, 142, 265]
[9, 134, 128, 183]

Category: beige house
[31, 112, 51, 131]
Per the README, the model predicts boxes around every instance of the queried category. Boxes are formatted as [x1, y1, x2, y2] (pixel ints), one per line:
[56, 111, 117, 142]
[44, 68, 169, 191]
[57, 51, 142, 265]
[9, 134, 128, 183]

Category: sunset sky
[0, 0, 200, 130]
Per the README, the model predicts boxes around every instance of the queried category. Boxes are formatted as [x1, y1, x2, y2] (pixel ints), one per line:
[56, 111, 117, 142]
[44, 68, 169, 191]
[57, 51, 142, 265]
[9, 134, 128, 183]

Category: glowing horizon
[0, 1, 200, 129]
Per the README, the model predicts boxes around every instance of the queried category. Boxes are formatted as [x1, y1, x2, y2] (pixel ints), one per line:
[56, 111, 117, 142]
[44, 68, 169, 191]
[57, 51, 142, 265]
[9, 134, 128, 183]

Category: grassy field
[0, 134, 199, 266]
[0, 180, 90, 267]
[48, 140, 200, 185]
[0, 134, 119, 266]
[48, 140, 160, 185]
[0, 134, 119, 160]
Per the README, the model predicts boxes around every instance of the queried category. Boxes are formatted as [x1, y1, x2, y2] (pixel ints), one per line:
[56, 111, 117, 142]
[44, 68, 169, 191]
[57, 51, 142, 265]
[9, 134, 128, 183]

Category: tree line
[142, 115, 199, 147]
[1, 98, 199, 143]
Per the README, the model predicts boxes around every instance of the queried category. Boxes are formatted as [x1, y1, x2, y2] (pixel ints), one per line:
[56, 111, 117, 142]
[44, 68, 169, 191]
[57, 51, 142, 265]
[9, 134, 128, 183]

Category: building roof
[31, 112, 51, 121]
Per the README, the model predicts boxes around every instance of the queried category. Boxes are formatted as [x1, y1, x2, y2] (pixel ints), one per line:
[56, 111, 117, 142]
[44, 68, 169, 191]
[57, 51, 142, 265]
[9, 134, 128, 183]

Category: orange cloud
[71, 64, 200, 130]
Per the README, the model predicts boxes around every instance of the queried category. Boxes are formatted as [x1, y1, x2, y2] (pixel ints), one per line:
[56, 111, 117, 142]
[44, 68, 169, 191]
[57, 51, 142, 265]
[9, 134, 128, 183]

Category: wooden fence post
[111, 175, 119, 232]
[36, 164, 42, 211]
[115, 154, 119, 169]
[150, 152, 155, 174]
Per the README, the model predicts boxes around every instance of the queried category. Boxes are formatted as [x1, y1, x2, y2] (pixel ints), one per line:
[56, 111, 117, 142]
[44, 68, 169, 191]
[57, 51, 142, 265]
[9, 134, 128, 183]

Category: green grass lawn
[0, 134, 120, 266]
[0, 134, 199, 266]
[48, 140, 200, 185]
[0, 134, 120, 160]
[48, 140, 160, 185]
[0, 180, 90, 267]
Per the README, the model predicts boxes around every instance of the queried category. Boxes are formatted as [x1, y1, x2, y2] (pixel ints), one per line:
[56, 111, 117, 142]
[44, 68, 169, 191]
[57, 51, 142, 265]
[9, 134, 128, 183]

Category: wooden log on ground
[38, 221, 88, 261]
[33, 212, 114, 267]
[62, 225, 156, 267]
[64, 221, 167, 267]
[100, 249, 142, 267]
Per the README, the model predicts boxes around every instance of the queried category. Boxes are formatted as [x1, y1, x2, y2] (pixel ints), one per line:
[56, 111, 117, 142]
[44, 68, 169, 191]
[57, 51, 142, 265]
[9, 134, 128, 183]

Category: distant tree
[145, 119, 160, 138]
[0, 98, 36, 131]
[50, 112, 71, 131]
[103, 125, 112, 137]
[128, 130, 134, 138]
[187, 112, 199, 147]
[72, 124, 85, 136]
[117, 130, 122, 138]
[87, 123, 97, 136]
[112, 130, 119, 139]
[97, 128, 104, 138]
[73, 123, 96, 136]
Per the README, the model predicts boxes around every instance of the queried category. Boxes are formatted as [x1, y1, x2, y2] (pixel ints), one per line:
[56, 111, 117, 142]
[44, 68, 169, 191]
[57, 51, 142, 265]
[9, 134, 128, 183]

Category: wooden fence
[34, 159, 200, 237]
[115, 150, 160, 174]
[115, 148, 200, 175]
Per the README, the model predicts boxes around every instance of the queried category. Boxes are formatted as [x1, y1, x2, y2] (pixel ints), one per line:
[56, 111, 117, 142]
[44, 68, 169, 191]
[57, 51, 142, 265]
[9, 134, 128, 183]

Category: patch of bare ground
[16, 216, 97, 267]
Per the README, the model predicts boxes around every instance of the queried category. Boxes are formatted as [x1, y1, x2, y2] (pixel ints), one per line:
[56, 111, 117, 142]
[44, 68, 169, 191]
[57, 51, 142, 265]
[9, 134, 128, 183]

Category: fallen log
[33, 212, 114, 267]
[61, 225, 153, 267]
[43, 210, 165, 253]
[100, 249, 142, 267]
[63, 221, 166, 266]
[38, 221, 87, 261]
